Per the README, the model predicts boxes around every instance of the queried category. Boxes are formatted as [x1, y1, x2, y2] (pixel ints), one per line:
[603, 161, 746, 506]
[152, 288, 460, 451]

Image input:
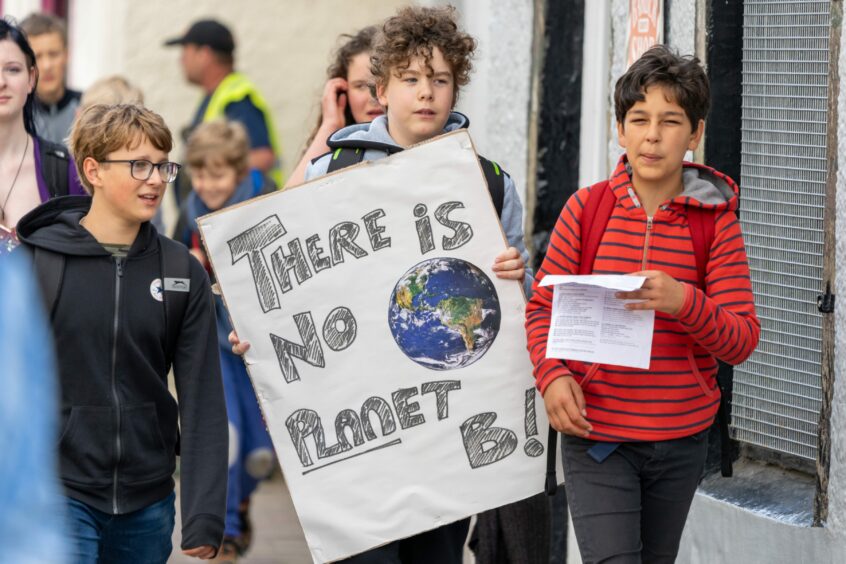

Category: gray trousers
[562, 430, 709, 564]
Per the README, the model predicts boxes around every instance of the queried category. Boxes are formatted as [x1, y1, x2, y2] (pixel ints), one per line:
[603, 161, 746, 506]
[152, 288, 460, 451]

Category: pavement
[168, 473, 476, 563]
[169, 474, 312, 564]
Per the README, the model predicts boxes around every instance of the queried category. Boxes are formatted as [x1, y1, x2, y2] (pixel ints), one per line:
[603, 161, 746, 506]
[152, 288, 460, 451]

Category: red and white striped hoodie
[526, 156, 760, 442]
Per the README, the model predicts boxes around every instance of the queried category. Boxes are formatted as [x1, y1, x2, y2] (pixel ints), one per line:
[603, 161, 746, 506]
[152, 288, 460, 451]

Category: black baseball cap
[164, 19, 235, 54]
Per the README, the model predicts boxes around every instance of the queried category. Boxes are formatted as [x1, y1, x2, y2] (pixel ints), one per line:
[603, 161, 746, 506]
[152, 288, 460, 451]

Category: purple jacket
[34, 136, 85, 201]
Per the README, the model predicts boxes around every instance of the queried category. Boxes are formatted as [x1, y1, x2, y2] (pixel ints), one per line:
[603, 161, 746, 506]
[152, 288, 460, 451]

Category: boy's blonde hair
[185, 120, 250, 180]
[371, 6, 476, 104]
[69, 104, 173, 194]
[79, 76, 145, 111]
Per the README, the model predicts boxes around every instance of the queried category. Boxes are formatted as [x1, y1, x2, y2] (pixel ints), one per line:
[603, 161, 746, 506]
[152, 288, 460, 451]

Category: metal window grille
[733, 0, 830, 461]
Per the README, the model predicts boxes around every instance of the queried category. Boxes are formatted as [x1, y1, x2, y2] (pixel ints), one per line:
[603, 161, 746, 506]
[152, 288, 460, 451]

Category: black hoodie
[17, 195, 228, 551]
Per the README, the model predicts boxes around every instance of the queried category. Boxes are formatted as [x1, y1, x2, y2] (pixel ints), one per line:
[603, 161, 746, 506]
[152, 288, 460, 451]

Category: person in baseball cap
[164, 19, 235, 55]
[164, 18, 283, 195]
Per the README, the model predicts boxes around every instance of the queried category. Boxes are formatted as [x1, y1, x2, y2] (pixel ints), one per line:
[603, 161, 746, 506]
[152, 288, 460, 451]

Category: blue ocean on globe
[388, 257, 501, 370]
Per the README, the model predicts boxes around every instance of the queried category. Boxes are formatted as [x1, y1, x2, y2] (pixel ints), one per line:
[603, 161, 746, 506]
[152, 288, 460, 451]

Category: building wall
[450, 0, 534, 206]
[66, 0, 407, 180]
[62, 0, 533, 227]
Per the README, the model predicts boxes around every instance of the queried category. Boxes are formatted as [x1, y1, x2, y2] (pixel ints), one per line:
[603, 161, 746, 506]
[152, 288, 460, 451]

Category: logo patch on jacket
[150, 278, 164, 302]
[150, 278, 190, 301]
[164, 278, 190, 292]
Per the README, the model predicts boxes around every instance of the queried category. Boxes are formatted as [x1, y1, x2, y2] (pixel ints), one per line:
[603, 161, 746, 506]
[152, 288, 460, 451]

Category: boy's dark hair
[19, 12, 68, 45]
[371, 6, 476, 103]
[614, 45, 710, 129]
[0, 18, 39, 136]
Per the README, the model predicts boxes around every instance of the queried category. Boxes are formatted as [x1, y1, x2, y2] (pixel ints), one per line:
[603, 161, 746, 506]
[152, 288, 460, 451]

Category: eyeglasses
[99, 160, 182, 183]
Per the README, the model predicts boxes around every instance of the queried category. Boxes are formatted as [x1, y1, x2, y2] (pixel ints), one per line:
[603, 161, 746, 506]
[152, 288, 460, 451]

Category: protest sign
[197, 130, 554, 562]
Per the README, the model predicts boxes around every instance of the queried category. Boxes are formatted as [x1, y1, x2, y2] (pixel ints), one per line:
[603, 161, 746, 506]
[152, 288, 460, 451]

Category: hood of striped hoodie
[617, 155, 739, 212]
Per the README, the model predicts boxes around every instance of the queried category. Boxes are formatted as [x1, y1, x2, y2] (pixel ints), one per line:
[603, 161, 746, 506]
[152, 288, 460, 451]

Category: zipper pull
[116, 257, 124, 277]
[646, 217, 653, 231]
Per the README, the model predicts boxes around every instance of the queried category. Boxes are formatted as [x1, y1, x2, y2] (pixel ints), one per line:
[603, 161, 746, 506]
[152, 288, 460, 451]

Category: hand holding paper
[614, 270, 687, 315]
[541, 274, 655, 369]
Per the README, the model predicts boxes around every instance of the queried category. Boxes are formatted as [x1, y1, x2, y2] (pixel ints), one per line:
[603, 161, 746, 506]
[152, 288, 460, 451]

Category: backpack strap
[544, 425, 558, 495]
[546, 180, 618, 493]
[38, 138, 71, 198]
[478, 157, 505, 218]
[687, 204, 732, 475]
[32, 247, 66, 319]
[326, 147, 366, 174]
[159, 235, 192, 370]
[578, 180, 616, 274]
[686, 206, 715, 291]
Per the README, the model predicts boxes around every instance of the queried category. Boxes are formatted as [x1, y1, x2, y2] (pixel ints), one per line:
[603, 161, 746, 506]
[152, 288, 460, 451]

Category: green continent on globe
[438, 296, 484, 351]
[396, 272, 428, 311]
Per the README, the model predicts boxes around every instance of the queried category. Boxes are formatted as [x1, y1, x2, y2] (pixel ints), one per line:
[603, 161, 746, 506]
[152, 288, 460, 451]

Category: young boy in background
[526, 46, 760, 563]
[175, 119, 276, 563]
[17, 104, 228, 563]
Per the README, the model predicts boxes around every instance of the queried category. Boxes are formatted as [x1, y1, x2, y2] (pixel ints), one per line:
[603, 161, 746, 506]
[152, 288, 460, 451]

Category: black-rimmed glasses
[99, 160, 182, 183]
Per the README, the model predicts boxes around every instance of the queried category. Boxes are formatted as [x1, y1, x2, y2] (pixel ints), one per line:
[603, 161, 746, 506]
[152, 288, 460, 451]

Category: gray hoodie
[306, 112, 533, 294]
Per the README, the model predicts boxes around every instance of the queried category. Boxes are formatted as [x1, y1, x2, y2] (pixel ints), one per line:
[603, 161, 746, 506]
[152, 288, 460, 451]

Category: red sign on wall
[627, 0, 664, 67]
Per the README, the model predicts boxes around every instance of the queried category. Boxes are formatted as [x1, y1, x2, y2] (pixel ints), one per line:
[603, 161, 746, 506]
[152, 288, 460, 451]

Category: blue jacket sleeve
[500, 173, 534, 297]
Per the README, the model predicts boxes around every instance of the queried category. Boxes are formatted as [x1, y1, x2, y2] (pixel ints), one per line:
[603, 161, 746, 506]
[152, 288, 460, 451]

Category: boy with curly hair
[526, 45, 760, 563]
[303, 5, 530, 563]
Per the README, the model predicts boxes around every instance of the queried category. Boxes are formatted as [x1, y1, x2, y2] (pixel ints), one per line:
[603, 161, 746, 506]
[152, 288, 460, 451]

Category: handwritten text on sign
[198, 131, 552, 563]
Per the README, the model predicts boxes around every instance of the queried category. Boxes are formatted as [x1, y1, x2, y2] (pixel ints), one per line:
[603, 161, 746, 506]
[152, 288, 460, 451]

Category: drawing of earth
[388, 257, 501, 370]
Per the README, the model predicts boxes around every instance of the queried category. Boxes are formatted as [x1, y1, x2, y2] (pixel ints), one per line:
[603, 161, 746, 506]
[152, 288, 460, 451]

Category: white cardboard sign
[198, 131, 552, 562]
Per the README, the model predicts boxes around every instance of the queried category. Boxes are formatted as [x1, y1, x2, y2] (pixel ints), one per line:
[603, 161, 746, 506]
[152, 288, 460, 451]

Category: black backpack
[324, 146, 507, 218]
[32, 235, 192, 370]
[38, 137, 73, 198]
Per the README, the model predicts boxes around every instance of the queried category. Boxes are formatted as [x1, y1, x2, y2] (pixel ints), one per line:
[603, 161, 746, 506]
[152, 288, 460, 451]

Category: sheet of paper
[542, 275, 654, 369]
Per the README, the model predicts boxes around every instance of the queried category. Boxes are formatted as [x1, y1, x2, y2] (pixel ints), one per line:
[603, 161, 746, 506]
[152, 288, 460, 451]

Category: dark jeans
[66, 492, 175, 564]
[562, 431, 709, 564]
[341, 518, 470, 564]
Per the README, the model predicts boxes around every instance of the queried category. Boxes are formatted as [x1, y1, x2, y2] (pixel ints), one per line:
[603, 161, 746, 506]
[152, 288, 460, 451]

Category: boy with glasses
[17, 104, 229, 563]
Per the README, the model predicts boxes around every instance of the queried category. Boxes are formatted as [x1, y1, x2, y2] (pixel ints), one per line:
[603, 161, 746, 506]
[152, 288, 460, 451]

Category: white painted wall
[452, 0, 534, 207]
[66, 0, 408, 180]
[1, 0, 39, 21]
[579, 0, 611, 187]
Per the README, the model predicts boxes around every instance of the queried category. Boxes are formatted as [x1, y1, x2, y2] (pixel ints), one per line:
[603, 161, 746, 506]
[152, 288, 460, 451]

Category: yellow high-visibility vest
[203, 72, 283, 186]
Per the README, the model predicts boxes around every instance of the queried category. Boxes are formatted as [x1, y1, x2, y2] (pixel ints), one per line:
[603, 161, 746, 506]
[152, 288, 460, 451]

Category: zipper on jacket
[642, 216, 653, 270]
[111, 257, 124, 514]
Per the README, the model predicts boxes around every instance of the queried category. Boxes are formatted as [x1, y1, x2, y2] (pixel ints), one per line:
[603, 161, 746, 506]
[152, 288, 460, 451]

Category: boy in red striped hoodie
[526, 45, 760, 563]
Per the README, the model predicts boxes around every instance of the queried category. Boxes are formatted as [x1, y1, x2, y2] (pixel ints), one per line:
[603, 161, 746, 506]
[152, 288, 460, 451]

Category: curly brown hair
[614, 45, 710, 130]
[371, 6, 476, 103]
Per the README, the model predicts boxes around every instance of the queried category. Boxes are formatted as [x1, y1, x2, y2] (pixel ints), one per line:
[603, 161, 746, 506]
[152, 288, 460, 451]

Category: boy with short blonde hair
[18, 103, 228, 563]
